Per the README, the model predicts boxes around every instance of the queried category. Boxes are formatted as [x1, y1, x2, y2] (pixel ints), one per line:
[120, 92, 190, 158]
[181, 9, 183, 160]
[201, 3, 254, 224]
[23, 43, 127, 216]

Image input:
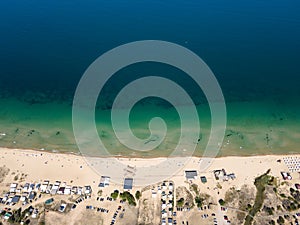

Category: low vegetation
[218, 199, 225, 206]
[244, 169, 272, 225]
[110, 190, 119, 200]
[176, 186, 194, 208]
[177, 198, 184, 207]
[135, 190, 142, 200]
[195, 196, 204, 208]
[224, 183, 256, 223]
[120, 191, 136, 206]
[190, 184, 199, 195]
[0, 165, 10, 183]
[1, 206, 33, 224]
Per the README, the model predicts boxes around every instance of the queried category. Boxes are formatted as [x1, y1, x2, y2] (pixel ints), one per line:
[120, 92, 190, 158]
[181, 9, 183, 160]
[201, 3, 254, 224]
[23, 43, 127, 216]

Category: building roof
[99, 176, 110, 187]
[200, 176, 207, 183]
[45, 198, 54, 205]
[29, 191, 36, 200]
[12, 195, 20, 203]
[123, 178, 133, 190]
[10, 183, 17, 188]
[185, 170, 198, 179]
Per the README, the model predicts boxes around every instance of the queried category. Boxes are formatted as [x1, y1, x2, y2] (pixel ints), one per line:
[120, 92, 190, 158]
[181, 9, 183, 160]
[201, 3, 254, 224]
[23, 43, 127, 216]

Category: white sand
[0, 147, 297, 193]
[1, 147, 300, 225]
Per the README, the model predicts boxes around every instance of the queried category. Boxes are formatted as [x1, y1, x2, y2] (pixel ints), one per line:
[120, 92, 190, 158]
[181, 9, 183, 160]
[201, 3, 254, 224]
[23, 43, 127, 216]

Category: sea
[0, 0, 299, 157]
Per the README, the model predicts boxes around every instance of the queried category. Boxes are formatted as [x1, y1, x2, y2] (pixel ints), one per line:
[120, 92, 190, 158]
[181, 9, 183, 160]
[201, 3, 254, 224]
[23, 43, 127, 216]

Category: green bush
[195, 196, 203, 208]
[218, 199, 225, 206]
[177, 198, 184, 207]
[277, 216, 284, 224]
[135, 191, 142, 200]
[120, 191, 136, 206]
[111, 190, 119, 200]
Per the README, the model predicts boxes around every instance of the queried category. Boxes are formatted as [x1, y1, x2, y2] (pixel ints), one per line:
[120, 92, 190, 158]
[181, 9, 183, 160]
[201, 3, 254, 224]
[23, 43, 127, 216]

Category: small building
[45, 198, 54, 205]
[84, 186, 92, 195]
[6, 197, 12, 205]
[227, 173, 236, 180]
[20, 196, 27, 202]
[46, 184, 53, 194]
[40, 181, 49, 193]
[98, 176, 110, 188]
[50, 185, 59, 195]
[214, 169, 236, 181]
[57, 187, 65, 195]
[1, 196, 7, 204]
[185, 170, 198, 180]
[200, 176, 207, 183]
[151, 191, 157, 198]
[9, 183, 18, 193]
[64, 186, 71, 195]
[77, 187, 83, 195]
[50, 182, 60, 195]
[59, 203, 67, 213]
[28, 191, 36, 200]
[161, 209, 167, 218]
[214, 169, 226, 180]
[35, 183, 41, 191]
[28, 183, 34, 192]
[71, 186, 78, 194]
[11, 195, 20, 203]
[281, 172, 292, 180]
[31, 209, 38, 218]
[295, 183, 300, 189]
[3, 212, 12, 220]
[23, 183, 30, 192]
[162, 182, 167, 190]
[123, 178, 133, 190]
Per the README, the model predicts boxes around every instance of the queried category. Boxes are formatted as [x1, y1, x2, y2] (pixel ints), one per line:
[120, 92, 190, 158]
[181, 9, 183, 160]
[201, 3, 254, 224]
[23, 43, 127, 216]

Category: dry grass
[0, 165, 10, 183]
[224, 185, 255, 225]
[176, 186, 194, 208]
[45, 210, 103, 225]
[137, 191, 160, 225]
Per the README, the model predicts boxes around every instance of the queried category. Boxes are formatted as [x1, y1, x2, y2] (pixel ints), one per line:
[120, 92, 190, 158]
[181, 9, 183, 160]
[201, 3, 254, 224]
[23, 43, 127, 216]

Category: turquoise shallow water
[0, 95, 299, 157]
[0, 0, 299, 157]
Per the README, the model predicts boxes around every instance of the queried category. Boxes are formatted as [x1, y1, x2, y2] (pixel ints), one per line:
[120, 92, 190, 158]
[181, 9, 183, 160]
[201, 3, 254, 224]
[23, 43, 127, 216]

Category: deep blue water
[0, 0, 300, 155]
[0, 0, 299, 101]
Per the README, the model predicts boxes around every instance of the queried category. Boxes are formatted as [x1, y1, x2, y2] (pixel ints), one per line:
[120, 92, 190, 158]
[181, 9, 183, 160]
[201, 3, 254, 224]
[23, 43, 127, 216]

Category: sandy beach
[0, 147, 297, 192]
[0, 147, 300, 225]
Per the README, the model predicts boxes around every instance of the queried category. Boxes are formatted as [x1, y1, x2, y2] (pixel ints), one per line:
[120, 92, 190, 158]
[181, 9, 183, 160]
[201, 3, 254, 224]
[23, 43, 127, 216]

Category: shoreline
[0, 146, 300, 160]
